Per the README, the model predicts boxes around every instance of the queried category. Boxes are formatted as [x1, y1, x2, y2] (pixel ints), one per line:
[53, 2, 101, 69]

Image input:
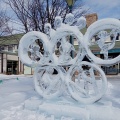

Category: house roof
[80, 28, 87, 35]
[1, 50, 18, 55]
[0, 29, 119, 54]
[75, 40, 120, 54]
[0, 34, 24, 46]
[0, 28, 87, 46]
[90, 41, 120, 50]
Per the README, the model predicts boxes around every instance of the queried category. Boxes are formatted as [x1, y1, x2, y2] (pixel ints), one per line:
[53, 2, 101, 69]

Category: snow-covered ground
[0, 74, 120, 120]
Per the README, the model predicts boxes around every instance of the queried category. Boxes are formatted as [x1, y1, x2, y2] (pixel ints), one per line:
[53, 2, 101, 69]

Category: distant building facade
[80, 13, 120, 74]
[0, 35, 33, 75]
[85, 13, 98, 27]
[0, 14, 119, 75]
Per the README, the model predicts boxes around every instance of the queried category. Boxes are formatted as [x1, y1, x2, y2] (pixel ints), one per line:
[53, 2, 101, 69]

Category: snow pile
[0, 75, 120, 120]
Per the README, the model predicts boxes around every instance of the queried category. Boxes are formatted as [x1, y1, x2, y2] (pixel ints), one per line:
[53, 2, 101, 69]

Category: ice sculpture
[18, 14, 120, 104]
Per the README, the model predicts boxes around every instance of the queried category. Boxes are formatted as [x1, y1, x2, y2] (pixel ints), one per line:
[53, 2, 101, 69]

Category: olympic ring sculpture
[18, 13, 120, 104]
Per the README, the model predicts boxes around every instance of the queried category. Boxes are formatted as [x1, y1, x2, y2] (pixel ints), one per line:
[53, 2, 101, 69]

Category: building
[85, 13, 98, 27]
[0, 34, 33, 75]
[0, 13, 119, 75]
[91, 33, 120, 75]
[75, 13, 120, 75]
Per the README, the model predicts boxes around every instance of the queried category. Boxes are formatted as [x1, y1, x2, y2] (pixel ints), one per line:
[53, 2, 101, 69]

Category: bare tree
[6, 0, 88, 33]
[5, 0, 31, 33]
[0, 0, 24, 49]
[0, 9, 13, 36]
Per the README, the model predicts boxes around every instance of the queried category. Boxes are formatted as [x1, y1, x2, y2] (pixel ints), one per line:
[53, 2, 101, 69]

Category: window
[0, 46, 4, 51]
[116, 33, 119, 40]
[8, 45, 13, 51]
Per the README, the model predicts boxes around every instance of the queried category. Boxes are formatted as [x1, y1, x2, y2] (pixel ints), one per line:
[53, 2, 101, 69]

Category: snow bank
[0, 76, 120, 120]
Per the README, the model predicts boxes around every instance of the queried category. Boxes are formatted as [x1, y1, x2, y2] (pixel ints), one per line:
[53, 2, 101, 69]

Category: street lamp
[65, 0, 75, 12]
[65, 0, 75, 58]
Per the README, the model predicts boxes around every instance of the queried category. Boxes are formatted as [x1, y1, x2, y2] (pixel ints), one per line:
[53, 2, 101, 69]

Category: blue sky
[84, 0, 120, 19]
[2, 0, 119, 19]
[0, 0, 120, 34]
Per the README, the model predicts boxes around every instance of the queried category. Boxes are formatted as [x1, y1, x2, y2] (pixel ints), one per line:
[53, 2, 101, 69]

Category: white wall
[3, 54, 7, 73]
[0, 54, 1, 73]
[7, 55, 18, 61]
[24, 65, 32, 74]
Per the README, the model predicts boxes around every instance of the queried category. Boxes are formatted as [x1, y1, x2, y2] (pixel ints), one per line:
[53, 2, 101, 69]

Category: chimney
[85, 13, 98, 27]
